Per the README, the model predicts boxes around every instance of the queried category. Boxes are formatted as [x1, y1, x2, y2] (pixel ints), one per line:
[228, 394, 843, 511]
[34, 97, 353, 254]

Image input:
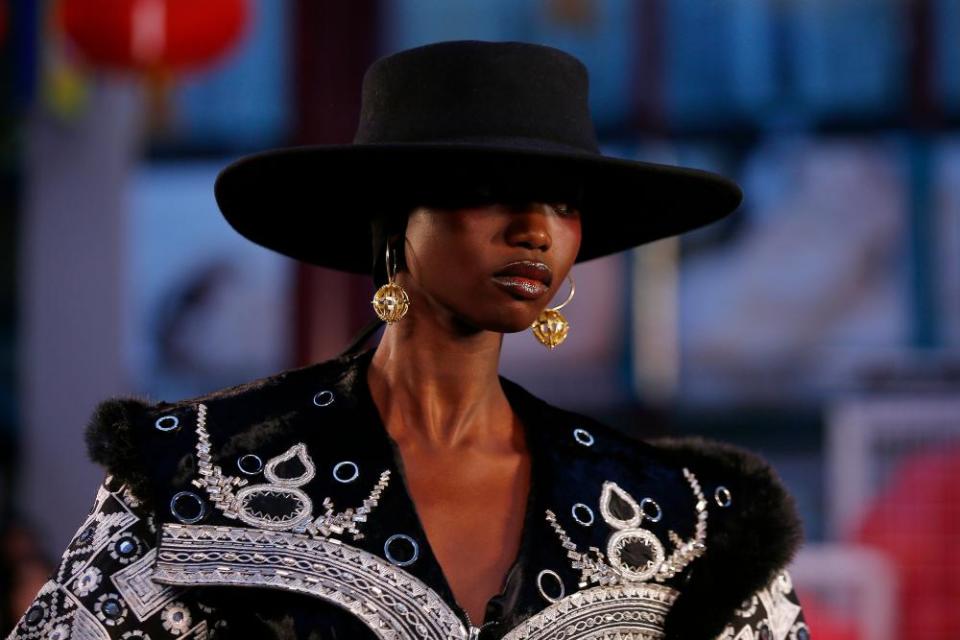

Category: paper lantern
[58, 0, 248, 73]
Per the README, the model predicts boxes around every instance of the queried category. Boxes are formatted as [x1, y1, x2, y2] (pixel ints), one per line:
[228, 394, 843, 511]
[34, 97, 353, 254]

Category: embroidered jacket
[9, 348, 808, 640]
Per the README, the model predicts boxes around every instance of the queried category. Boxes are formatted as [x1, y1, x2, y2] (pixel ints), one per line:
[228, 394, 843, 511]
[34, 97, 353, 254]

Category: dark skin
[367, 200, 582, 626]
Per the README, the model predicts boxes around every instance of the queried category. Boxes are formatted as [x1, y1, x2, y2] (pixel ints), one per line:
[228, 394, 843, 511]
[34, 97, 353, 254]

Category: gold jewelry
[371, 242, 410, 323]
[531, 273, 575, 349]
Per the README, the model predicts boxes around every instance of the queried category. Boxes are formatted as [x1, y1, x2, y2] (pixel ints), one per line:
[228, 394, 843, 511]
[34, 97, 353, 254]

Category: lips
[492, 260, 553, 286]
[491, 260, 553, 300]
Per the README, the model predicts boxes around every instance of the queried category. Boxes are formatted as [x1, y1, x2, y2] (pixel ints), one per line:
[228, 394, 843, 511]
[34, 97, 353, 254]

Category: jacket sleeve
[648, 436, 806, 640]
[6, 473, 220, 640]
[713, 570, 810, 640]
[7, 391, 225, 640]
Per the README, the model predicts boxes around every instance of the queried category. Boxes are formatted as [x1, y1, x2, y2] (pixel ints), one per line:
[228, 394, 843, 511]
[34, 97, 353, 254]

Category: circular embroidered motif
[94, 593, 128, 626]
[48, 623, 71, 640]
[606, 528, 666, 582]
[161, 602, 193, 635]
[73, 566, 103, 597]
[23, 603, 47, 628]
[109, 535, 143, 564]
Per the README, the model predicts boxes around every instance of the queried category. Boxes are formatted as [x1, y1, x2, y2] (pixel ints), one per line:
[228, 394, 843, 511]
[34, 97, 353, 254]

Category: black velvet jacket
[9, 348, 807, 640]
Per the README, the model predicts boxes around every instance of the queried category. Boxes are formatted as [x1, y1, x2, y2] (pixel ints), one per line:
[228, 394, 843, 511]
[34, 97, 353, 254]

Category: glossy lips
[492, 260, 552, 299]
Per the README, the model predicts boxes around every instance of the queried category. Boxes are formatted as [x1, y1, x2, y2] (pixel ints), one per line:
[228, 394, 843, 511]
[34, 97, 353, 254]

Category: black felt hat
[214, 40, 742, 274]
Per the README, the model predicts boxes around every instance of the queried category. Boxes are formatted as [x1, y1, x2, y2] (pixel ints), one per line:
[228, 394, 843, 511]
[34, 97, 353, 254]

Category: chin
[478, 306, 541, 334]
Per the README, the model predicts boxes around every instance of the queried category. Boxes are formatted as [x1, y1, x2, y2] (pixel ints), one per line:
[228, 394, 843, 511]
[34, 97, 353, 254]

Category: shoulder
[530, 395, 804, 639]
[644, 435, 803, 638]
[83, 352, 357, 509]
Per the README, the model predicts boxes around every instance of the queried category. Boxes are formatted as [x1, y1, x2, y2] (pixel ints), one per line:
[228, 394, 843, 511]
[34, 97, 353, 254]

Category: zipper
[461, 604, 499, 640]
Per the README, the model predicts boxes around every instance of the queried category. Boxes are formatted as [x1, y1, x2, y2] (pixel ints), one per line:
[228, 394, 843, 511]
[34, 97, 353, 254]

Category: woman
[9, 41, 807, 640]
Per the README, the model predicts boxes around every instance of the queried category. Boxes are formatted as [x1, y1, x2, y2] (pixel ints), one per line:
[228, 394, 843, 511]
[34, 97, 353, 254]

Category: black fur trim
[84, 396, 155, 507]
[649, 436, 804, 640]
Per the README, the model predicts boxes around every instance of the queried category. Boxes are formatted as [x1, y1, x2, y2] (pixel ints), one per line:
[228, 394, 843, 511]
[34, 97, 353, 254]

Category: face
[396, 201, 582, 334]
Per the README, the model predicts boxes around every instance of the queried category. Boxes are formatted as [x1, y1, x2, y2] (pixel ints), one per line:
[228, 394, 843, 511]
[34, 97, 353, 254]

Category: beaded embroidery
[189, 403, 391, 541]
[546, 468, 708, 589]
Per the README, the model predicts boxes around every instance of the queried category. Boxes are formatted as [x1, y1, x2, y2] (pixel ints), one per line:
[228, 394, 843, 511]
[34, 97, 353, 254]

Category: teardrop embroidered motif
[546, 469, 708, 587]
[263, 443, 316, 487]
[235, 443, 316, 531]
[189, 403, 391, 540]
[599, 481, 643, 529]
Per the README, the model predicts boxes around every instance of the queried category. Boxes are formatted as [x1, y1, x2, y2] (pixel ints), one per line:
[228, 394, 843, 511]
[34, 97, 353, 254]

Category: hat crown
[354, 40, 599, 153]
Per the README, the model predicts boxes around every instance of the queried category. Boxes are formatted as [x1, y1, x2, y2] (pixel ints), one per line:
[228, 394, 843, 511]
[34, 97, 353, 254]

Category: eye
[550, 202, 577, 216]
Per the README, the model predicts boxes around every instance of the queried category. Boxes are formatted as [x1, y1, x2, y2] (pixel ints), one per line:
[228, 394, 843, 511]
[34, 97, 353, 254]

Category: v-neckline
[350, 348, 543, 631]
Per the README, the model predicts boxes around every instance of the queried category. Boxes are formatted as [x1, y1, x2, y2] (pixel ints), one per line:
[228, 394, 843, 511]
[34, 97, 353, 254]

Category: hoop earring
[371, 242, 410, 323]
[531, 273, 575, 350]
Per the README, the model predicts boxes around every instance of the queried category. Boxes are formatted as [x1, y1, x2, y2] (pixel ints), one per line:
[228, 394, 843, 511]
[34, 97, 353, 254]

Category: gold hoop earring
[531, 273, 575, 350]
[371, 242, 410, 323]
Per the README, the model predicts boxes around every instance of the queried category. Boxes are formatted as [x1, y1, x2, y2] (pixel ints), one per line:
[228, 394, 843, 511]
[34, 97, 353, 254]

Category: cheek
[404, 212, 492, 286]
[553, 217, 583, 264]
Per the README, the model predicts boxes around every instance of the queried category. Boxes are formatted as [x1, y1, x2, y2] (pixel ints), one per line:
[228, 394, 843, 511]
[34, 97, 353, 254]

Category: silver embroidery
[71, 601, 111, 640]
[169, 491, 206, 525]
[734, 594, 759, 618]
[756, 572, 803, 640]
[263, 442, 316, 486]
[47, 622, 71, 640]
[500, 583, 678, 640]
[714, 571, 804, 640]
[572, 427, 595, 446]
[108, 535, 143, 564]
[190, 404, 249, 517]
[8, 480, 217, 640]
[237, 453, 264, 475]
[599, 482, 643, 528]
[715, 485, 733, 508]
[306, 470, 391, 541]
[121, 486, 144, 509]
[73, 566, 102, 597]
[547, 468, 708, 587]
[181, 620, 209, 640]
[189, 402, 391, 542]
[234, 479, 314, 531]
[152, 520, 686, 640]
[657, 468, 708, 581]
[383, 533, 420, 566]
[607, 528, 666, 582]
[160, 602, 193, 635]
[535, 569, 565, 603]
[111, 548, 184, 622]
[152, 523, 468, 640]
[571, 502, 595, 527]
[640, 497, 663, 523]
[545, 510, 621, 588]
[332, 460, 360, 483]
[92, 593, 127, 626]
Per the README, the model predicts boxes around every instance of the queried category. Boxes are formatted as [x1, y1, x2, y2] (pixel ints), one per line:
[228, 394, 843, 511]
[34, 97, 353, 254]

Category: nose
[504, 202, 552, 252]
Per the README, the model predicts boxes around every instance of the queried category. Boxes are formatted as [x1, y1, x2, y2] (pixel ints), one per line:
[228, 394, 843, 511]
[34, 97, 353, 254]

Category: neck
[367, 308, 514, 450]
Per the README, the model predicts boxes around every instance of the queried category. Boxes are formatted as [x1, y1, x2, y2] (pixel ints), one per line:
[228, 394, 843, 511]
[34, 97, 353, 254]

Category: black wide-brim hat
[214, 40, 742, 275]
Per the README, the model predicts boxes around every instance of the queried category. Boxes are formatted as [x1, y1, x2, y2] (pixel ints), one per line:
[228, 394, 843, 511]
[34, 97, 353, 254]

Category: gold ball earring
[371, 242, 410, 323]
[531, 273, 575, 350]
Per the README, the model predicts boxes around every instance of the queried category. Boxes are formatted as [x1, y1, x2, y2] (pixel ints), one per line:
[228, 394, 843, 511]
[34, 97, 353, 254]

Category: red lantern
[57, 0, 248, 73]
[0, 1, 7, 48]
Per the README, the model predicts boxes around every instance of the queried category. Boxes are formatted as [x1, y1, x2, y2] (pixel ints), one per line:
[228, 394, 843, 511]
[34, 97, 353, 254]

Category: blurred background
[0, 0, 958, 638]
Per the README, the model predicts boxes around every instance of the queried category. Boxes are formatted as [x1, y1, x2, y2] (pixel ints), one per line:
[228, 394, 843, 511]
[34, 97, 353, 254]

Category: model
[8, 41, 807, 640]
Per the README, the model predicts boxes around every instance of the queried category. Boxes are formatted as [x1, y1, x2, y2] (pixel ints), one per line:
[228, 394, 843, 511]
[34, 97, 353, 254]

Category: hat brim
[213, 142, 742, 274]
